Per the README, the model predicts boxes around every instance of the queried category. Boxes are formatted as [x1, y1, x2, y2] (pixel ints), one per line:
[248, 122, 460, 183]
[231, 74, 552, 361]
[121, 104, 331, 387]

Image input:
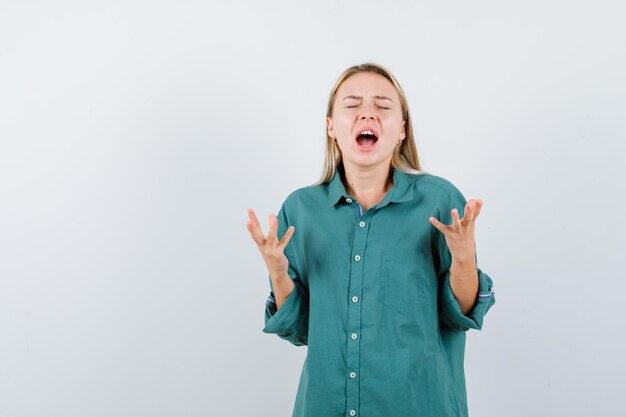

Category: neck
[341, 162, 394, 203]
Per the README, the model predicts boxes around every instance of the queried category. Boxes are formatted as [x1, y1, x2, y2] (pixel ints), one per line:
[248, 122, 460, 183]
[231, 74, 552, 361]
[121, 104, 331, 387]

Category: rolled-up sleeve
[262, 202, 309, 346]
[263, 278, 309, 346]
[432, 183, 496, 332]
[439, 267, 495, 331]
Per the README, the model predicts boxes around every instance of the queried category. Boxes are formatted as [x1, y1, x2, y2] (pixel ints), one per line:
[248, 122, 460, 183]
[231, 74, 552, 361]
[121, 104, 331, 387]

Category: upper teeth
[361, 130, 374, 136]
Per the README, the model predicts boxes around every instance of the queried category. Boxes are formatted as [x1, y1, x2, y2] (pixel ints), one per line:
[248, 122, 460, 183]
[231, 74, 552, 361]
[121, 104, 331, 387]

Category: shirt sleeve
[262, 202, 309, 346]
[432, 184, 496, 332]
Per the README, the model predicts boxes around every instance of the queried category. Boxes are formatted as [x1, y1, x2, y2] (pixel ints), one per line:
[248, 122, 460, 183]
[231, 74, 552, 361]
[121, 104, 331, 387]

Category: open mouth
[355, 130, 379, 149]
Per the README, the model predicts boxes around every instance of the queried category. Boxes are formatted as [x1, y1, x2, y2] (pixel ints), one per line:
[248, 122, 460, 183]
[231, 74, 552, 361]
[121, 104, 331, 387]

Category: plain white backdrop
[1, 1, 625, 416]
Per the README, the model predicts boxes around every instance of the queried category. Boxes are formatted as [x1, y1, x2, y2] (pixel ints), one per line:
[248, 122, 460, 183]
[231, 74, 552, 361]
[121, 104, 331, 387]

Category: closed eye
[346, 105, 391, 109]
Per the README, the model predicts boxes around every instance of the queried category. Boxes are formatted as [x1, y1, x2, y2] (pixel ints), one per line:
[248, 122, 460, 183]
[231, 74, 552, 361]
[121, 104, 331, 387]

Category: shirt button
[351, 296, 359, 303]
[346, 198, 352, 203]
[349, 410, 356, 416]
[349, 371, 357, 378]
[351, 333, 358, 340]
[359, 221, 365, 227]
[354, 255, 361, 261]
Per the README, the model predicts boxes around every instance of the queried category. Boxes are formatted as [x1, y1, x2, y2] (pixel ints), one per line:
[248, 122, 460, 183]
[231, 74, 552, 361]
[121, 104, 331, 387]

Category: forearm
[449, 254, 479, 315]
[270, 271, 295, 310]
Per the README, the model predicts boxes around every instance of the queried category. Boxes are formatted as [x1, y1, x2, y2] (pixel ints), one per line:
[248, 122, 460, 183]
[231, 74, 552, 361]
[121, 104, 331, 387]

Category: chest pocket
[378, 247, 435, 315]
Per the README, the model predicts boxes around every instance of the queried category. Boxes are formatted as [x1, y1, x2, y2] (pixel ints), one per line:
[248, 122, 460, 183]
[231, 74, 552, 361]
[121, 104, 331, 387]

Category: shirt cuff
[439, 267, 496, 331]
[263, 281, 309, 345]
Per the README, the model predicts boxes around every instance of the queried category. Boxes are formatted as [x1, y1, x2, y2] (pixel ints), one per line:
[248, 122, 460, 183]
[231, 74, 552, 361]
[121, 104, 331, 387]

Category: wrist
[450, 257, 477, 281]
[270, 270, 291, 284]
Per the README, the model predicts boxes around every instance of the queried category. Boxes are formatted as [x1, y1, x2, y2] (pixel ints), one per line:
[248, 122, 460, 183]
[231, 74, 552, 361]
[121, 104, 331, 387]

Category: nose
[359, 102, 378, 120]
[359, 110, 377, 120]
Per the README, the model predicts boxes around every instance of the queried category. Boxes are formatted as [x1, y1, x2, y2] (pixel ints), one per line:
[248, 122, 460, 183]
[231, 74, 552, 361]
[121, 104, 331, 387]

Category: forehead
[337, 72, 398, 99]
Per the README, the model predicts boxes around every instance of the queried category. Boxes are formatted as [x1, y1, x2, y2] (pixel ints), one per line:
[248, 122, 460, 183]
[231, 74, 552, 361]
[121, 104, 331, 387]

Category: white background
[1, 1, 625, 416]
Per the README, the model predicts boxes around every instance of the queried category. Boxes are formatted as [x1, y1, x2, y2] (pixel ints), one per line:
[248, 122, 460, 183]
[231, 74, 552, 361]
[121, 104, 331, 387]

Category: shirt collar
[328, 165, 414, 208]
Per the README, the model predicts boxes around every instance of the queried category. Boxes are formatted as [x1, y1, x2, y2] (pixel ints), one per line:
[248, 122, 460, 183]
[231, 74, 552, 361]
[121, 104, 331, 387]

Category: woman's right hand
[246, 208, 295, 277]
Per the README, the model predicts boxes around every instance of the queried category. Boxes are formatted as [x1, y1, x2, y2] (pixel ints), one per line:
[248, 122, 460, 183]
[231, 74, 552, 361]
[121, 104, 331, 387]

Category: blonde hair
[312, 62, 428, 186]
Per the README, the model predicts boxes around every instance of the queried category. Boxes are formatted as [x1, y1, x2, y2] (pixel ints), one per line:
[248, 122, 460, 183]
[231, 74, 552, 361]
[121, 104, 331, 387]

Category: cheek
[383, 117, 404, 135]
[382, 113, 403, 123]
[334, 117, 355, 136]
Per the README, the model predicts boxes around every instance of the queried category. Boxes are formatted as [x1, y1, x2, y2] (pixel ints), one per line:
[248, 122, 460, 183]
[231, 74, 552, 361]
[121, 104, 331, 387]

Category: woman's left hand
[429, 198, 483, 259]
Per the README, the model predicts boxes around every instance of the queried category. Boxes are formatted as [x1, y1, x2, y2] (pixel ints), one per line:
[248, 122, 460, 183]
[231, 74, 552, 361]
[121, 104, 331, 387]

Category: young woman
[246, 62, 496, 417]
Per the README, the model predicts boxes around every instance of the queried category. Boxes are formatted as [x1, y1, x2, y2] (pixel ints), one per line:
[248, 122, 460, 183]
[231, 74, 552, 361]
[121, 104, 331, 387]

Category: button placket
[345, 203, 370, 417]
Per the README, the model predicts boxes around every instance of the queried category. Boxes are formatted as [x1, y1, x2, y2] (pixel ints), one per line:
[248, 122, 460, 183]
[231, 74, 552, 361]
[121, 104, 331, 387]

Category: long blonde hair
[312, 62, 428, 186]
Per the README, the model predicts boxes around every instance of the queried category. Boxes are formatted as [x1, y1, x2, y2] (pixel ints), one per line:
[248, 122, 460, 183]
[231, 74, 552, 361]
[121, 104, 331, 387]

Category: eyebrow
[341, 95, 394, 102]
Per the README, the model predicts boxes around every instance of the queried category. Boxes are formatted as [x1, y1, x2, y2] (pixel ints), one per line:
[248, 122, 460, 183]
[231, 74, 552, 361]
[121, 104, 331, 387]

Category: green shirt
[263, 165, 495, 417]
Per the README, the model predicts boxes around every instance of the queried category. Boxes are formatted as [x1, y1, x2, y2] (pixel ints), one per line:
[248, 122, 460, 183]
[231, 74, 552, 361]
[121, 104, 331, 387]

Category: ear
[400, 120, 406, 140]
[326, 117, 335, 139]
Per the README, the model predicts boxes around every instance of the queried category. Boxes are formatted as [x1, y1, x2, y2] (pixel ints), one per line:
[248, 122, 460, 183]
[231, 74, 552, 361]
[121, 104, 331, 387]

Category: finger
[471, 200, 481, 221]
[464, 200, 475, 223]
[267, 213, 279, 242]
[451, 208, 462, 226]
[248, 209, 266, 243]
[429, 216, 447, 233]
[246, 220, 262, 244]
[246, 220, 267, 245]
[466, 199, 482, 223]
[247, 208, 264, 232]
[474, 199, 483, 218]
[246, 208, 266, 243]
[278, 225, 295, 248]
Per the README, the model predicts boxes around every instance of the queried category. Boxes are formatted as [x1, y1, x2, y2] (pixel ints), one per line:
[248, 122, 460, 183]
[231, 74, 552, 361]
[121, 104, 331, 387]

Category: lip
[355, 139, 378, 152]
[354, 125, 380, 140]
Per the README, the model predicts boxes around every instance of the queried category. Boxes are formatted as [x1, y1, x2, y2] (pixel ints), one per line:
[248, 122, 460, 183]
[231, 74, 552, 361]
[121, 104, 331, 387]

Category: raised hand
[246, 208, 295, 278]
[429, 199, 483, 259]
